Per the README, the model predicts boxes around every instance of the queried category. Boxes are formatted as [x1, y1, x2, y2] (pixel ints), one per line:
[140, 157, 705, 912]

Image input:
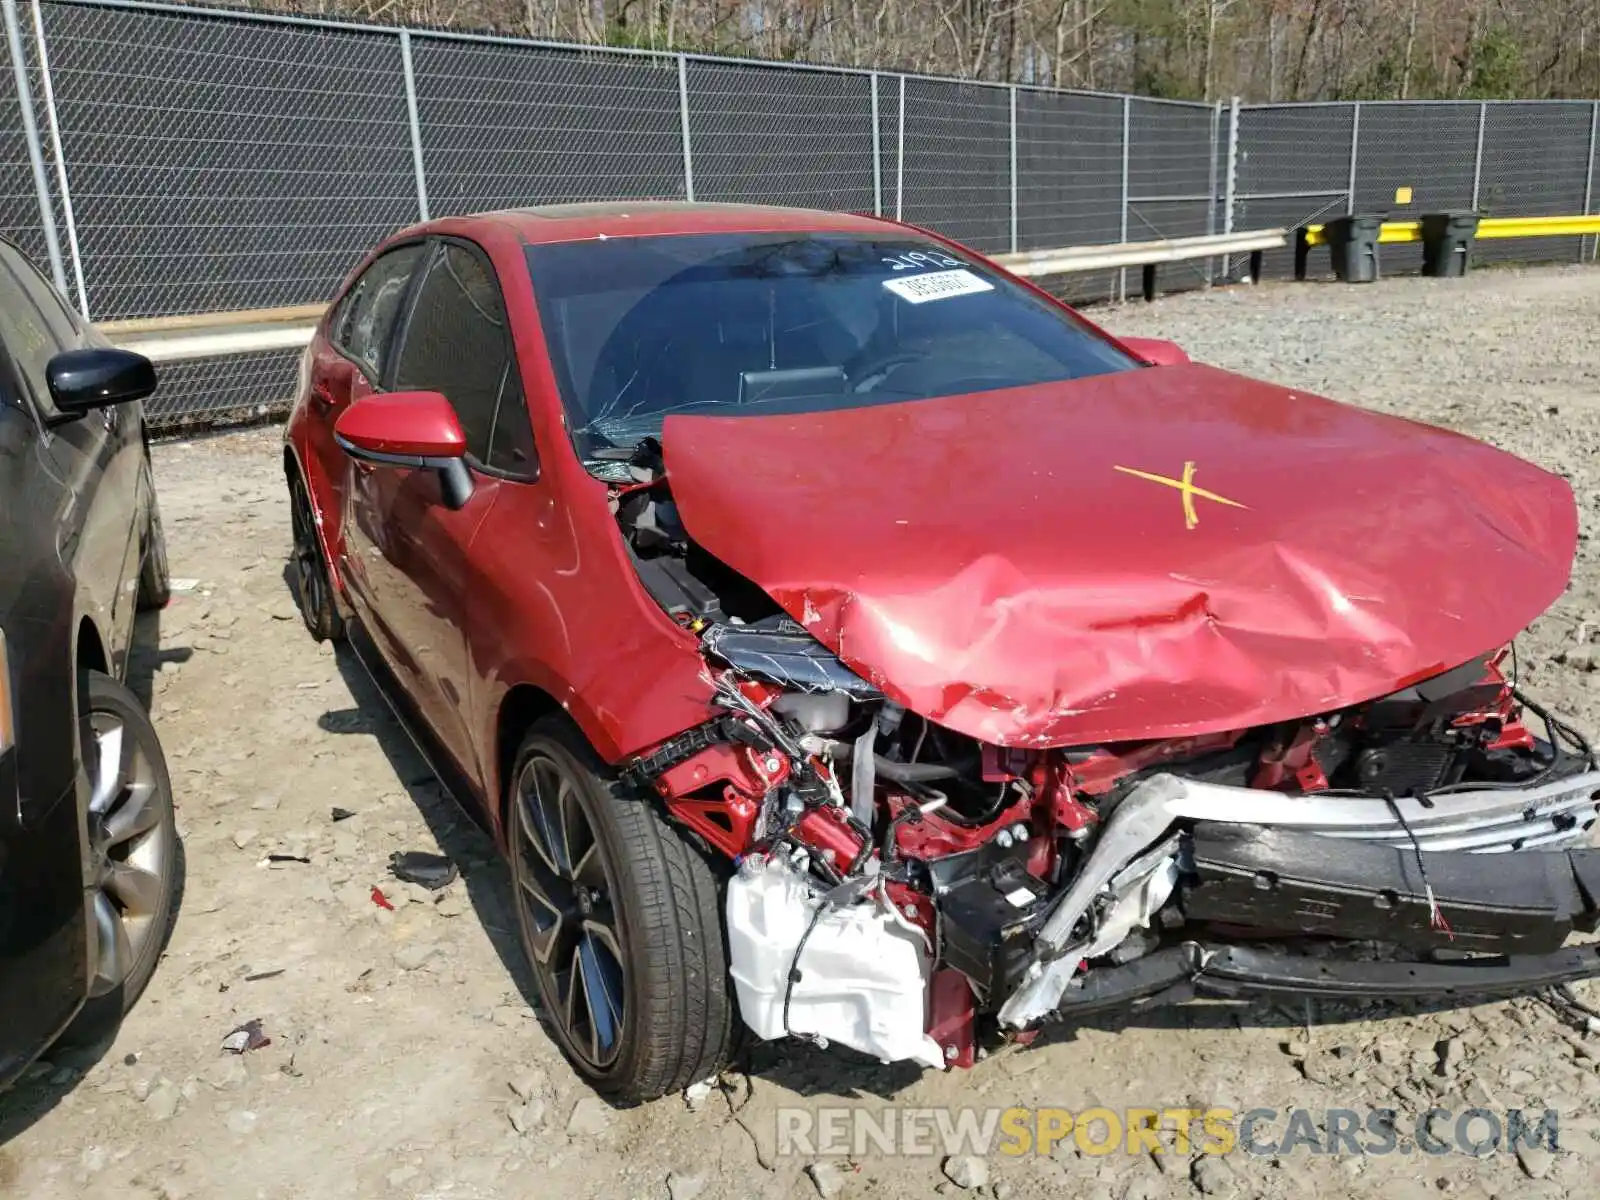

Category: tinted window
[0, 241, 79, 346]
[486, 374, 537, 476]
[524, 233, 1136, 459]
[332, 243, 425, 381]
[393, 243, 519, 466]
[0, 246, 73, 411]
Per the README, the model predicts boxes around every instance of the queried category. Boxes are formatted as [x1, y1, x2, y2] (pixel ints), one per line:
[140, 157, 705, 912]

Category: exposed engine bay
[605, 438, 1600, 1069]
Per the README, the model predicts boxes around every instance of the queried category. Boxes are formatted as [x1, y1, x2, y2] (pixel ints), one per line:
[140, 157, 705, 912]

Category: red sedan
[285, 202, 1600, 1102]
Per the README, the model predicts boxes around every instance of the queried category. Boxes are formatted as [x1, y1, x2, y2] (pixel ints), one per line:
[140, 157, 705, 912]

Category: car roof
[430, 201, 900, 247]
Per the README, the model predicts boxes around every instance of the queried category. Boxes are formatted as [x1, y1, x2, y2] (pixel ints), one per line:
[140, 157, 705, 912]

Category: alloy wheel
[513, 754, 628, 1070]
[85, 710, 172, 996]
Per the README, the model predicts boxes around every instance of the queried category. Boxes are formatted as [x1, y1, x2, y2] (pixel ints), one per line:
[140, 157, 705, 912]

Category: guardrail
[104, 228, 1294, 363]
[99, 303, 324, 363]
[992, 228, 1287, 301]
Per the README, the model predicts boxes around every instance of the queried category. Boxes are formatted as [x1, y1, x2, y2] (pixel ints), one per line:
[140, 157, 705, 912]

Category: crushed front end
[605, 438, 1600, 1070]
[626, 620, 1600, 1068]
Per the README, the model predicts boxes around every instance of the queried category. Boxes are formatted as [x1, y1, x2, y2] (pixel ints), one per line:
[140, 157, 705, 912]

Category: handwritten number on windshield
[881, 250, 963, 272]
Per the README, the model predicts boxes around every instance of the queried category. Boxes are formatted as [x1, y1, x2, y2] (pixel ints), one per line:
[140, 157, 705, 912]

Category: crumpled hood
[663, 362, 1576, 747]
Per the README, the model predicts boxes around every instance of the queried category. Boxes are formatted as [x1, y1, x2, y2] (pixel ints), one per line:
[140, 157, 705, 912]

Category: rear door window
[331, 243, 426, 382]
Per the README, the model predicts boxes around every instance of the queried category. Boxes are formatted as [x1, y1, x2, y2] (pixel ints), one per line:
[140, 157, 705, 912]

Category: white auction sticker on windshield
[882, 268, 994, 304]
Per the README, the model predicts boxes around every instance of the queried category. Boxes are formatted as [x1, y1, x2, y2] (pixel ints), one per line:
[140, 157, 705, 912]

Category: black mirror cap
[46, 348, 157, 415]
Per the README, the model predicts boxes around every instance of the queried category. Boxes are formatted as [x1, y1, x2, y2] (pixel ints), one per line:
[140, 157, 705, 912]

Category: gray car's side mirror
[46, 348, 157, 420]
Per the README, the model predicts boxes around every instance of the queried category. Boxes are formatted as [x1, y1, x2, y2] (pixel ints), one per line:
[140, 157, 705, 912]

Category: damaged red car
[284, 202, 1600, 1101]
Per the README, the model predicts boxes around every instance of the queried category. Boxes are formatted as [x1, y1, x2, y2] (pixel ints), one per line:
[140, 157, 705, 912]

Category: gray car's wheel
[289, 471, 343, 642]
[62, 672, 181, 1042]
[136, 459, 171, 612]
[507, 716, 735, 1102]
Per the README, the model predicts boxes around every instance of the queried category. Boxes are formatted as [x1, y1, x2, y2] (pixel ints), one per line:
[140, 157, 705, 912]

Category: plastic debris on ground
[389, 851, 459, 891]
[221, 1018, 271, 1054]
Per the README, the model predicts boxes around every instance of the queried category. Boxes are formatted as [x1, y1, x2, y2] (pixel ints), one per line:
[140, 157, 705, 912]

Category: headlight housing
[700, 616, 880, 698]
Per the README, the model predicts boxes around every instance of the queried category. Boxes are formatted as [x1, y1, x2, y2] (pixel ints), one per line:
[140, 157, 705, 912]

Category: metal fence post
[1346, 101, 1360, 215]
[1222, 96, 1239, 276]
[1585, 100, 1598, 262]
[1205, 99, 1221, 285]
[1470, 101, 1487, 211]
[398, 30, 430, 222]
[869, 72, 882, 217]
[1, 0, 66, 295]
[1118, 94, 1130, 301]
[28, 0, 86, 316]
[895, 75, 905, 221]
[1008, 85, 1018, 253]
[677, 54, 695, 202]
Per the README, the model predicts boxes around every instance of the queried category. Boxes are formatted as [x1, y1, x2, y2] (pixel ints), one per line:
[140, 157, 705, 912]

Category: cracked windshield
[524, 232, 1136, 465]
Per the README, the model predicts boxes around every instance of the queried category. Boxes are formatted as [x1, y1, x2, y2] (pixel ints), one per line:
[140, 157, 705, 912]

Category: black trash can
[1420, 211, 1480, 278]
[1324, 214, 1382, 283]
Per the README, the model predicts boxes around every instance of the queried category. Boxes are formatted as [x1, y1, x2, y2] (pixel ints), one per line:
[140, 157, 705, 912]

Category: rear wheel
[507, 717, 735, 1101]
[289, 471, 343, 642]
[62, 672, 181, 1042]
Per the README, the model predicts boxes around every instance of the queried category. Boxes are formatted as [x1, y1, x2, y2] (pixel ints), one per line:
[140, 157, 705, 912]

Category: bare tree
[229, 0, 1600, 99]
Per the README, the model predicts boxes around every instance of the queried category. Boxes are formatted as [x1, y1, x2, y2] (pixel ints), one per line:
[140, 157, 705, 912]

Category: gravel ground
[4, 265, 1600, 1200]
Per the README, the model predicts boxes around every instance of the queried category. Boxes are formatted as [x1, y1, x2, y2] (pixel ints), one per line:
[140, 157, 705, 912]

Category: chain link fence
[1, 0, 1596, 431]
[1237, 99, 1600, 278]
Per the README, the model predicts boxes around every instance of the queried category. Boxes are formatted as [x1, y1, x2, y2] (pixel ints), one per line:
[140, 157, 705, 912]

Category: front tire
[507, 717, 735, 1101]
[63, 672, 181, 1042]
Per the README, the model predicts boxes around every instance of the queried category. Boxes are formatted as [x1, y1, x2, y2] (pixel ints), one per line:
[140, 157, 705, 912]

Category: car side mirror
[1119, 337, 1191, 367]
[333, 391, 475, 511]
[46, 348, 157, 419]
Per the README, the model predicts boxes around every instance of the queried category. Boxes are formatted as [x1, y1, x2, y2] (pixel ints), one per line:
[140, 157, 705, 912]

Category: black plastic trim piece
[1048, 939, 1600, 1020]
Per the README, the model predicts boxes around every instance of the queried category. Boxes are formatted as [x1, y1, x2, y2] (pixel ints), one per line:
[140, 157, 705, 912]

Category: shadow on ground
[125, 608, 193, 710]
[326, 641, 541, 1020]
[744, 989, 1518, 1103]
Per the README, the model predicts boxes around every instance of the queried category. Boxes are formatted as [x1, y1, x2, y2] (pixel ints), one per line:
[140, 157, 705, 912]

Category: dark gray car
[0, 235, 178, 1092]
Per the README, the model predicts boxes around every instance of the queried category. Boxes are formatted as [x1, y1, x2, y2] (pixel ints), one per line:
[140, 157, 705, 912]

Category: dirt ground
[5, 266, 1600, 1200]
